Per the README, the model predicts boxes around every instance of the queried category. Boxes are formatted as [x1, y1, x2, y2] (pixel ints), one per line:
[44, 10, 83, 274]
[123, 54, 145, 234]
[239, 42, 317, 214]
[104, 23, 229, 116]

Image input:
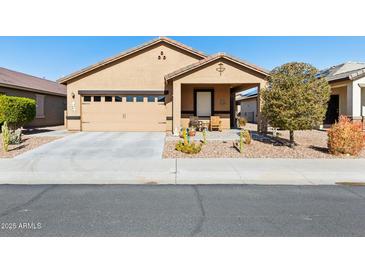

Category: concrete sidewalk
[1, 157, 364, 185]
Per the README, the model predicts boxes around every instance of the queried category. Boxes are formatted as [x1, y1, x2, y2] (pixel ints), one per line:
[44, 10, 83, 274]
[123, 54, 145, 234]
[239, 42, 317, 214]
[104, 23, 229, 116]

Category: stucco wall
[0, 86, 66, 127]
[65, 43, 201, 130]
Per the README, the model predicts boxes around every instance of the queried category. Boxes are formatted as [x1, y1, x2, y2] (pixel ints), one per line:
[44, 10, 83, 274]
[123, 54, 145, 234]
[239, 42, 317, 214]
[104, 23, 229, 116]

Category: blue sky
[0, 36, 365, 81]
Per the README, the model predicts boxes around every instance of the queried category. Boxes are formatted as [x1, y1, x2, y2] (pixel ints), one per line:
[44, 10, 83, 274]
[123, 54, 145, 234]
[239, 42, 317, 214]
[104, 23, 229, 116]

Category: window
[105, 96, 112, 102]
[157, 96, 165, 103]
[147, 96, 156, 103]
[136, 96, 144, 102]
[126, 96, 133, 102]
[35, 94, 45, 118]
[115, 96, 122, 102]
[94, 96, 101, 102]
[83, 96, 91, 102]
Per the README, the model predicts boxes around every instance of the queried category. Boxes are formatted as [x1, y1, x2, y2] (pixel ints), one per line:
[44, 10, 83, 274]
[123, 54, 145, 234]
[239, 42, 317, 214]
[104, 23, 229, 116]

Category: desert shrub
[1, 121, 10, 152]
[9, 128, 22, 145]
[175, 141, 202, 154]
[237, 117, 247, 128]
[243, 129, 251, 144]
[262, 62, 331, 147]
[0, 95, 36, 129]
[327, 116, 364, 156]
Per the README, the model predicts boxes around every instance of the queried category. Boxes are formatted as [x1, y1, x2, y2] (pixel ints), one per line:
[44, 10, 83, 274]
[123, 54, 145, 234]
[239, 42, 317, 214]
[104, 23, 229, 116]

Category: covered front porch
[179, 83, 258, 130]
[164, 53, 269, 133]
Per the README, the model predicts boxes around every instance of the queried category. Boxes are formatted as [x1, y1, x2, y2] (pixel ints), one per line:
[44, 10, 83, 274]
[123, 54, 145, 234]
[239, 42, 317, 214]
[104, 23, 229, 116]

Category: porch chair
[209, 116, 222, 132]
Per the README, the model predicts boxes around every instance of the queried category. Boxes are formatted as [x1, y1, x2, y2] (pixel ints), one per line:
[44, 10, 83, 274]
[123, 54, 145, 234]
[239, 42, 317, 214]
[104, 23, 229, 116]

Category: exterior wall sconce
[71, 92, 76, 112]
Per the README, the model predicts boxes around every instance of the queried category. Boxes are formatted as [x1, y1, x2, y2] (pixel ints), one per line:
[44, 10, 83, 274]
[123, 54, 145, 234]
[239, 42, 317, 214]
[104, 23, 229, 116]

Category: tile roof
[318, 61, 365, 82]
[0, 67, 66, 96]
[165, 52, 270, 81]
[58, 37, 207, 84]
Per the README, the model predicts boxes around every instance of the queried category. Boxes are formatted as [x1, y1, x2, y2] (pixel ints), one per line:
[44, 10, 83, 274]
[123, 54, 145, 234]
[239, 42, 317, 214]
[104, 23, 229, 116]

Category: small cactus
[239, 131, 244, 153]
[202, 128, 207, 144]
[1, 121, 10, 152]
[182, 128, 189, 145]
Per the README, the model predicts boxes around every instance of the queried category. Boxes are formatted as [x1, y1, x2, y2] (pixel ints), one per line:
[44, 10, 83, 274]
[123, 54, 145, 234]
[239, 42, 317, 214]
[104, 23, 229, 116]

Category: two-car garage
[80, 92, 167, 132]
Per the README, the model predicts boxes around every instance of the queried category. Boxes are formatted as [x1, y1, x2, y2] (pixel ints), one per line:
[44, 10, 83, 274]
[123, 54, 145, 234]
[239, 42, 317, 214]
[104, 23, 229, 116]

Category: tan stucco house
[0, 67, 66, 127]
[58, 37, 269, 132]
[318, 62, 365, 127]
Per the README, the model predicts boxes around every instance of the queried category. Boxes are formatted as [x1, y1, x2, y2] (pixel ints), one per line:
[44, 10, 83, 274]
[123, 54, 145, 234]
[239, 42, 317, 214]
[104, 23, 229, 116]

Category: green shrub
[175, 141, 202, 154]
[237, 117, 247, 128]
[0, 95, 36, 129]
[328, 116, 365, 156]
[1, 121, 10, 152]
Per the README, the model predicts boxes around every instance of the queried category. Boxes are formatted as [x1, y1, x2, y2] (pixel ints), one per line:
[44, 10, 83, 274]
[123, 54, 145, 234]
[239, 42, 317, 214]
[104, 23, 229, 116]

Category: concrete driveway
[0, 131, 171, 184]
[17, 131, 166, 160]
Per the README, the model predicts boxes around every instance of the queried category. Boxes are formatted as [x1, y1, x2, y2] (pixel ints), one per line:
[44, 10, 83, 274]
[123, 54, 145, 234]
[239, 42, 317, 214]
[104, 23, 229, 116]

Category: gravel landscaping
[0, 135, 60, 158]
[163, 126, 365, 159]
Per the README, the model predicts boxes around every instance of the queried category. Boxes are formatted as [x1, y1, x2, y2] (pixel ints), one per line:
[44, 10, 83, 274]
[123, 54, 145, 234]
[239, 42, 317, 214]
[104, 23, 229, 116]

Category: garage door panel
[81, 96, 166, 131]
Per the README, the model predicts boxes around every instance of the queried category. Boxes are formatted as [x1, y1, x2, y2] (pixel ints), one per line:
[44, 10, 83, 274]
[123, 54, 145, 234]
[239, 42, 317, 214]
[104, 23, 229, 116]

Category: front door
[324, 95, 339, 124]
[196, 91, 212, 116]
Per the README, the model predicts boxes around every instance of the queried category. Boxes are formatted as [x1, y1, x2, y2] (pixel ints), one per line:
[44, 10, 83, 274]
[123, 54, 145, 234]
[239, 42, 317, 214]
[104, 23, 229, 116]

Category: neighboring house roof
[58, 37, 207, 84]
[236, 89, 258, 101]
[0, 67, 66, 96]
[318, 61, 365, 82]
[165, 53, 270, 81]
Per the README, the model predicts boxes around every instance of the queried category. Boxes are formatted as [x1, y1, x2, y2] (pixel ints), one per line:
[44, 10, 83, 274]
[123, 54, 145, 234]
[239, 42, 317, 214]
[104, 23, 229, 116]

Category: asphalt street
[1, 184, 365, 236]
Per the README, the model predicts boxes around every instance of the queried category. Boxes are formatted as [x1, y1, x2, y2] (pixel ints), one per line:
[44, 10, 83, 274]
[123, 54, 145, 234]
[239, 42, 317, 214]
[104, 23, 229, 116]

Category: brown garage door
[81, 95, 166, 131]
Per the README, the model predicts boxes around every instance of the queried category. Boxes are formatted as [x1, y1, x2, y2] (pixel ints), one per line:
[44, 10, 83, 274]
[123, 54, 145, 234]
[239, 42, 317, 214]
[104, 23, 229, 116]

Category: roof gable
[58, 37, 207, 84]
[165, 53, 269, 81]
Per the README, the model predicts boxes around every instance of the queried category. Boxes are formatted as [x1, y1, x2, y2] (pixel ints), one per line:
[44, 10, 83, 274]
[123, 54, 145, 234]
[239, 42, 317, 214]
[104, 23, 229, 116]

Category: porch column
[257, 83, 267, 133]
[346, 82, 362, 119]
[172, 81, 181, 134]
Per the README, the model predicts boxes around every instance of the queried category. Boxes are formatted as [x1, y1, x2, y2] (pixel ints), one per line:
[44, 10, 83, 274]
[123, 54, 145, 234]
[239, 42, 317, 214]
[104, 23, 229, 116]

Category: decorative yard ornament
[216, 62, 225, 76]
[173, 127, 179, 136]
